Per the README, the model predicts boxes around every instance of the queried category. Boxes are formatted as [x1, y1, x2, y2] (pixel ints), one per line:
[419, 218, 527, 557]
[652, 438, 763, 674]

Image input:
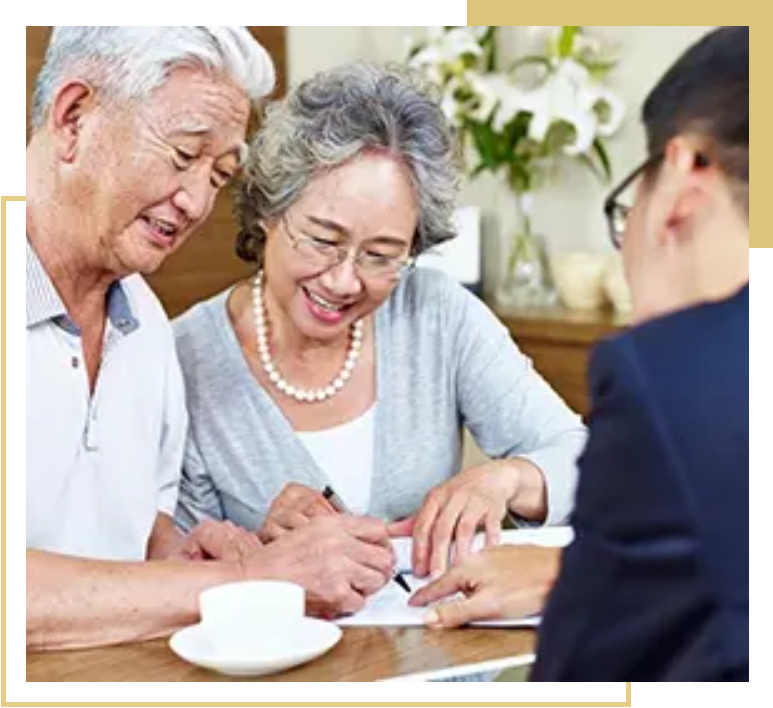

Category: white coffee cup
[199, 580, 305, 656]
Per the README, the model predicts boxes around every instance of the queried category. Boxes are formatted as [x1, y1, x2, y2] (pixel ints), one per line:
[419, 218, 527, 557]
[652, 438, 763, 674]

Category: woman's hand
[258, 483, 336, 543]
[409, 545, 561, 628]
[390, 459, 547, 578]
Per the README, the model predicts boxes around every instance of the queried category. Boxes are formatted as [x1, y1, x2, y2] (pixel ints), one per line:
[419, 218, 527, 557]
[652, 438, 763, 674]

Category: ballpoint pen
[322, 485, 412, 594]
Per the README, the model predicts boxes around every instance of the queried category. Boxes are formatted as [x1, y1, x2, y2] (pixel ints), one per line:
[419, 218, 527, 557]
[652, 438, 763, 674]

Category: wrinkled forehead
[141, 68, 251, 151]
[167, 117, 249, 164]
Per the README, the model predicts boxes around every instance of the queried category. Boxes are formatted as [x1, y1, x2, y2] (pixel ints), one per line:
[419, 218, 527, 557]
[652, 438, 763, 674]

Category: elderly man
[26, 26, 393, 651]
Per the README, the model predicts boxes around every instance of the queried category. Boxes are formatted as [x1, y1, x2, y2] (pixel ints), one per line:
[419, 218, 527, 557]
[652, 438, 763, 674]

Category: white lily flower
[469, 26, 490, 41]
[576, 35, 604, 60]
[583, 85, 626, 137]
[410, 50, 444, 85]
[403, 26, 626, 189]
[410, 27, 482, 71]
[464, 72, 538, 130]
[493, 82, 539, 132]
[440, 76, 465, 125]
[466, 73, 511, 123]
[444, 27, 485, 58]
[524, 60, 598, 155]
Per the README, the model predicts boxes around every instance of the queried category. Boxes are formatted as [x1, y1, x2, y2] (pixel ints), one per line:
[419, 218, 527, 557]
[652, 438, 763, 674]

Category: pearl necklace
[252, 272, 364, 403]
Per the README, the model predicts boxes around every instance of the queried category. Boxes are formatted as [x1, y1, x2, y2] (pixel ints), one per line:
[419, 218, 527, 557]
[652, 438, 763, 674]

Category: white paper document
[337, 526, 573, 628]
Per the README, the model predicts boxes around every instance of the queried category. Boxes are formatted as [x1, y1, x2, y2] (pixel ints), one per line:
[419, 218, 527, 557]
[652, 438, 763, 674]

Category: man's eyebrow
[171, 124, 248, 167]
[172, 122, 212, 136]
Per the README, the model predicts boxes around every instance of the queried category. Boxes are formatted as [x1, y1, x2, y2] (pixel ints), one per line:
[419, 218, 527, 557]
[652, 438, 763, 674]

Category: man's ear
[49, 81, 96, 163]
[659, 135, 713, 246]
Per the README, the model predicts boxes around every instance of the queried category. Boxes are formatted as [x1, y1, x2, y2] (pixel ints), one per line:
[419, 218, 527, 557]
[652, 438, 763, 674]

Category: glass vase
[495, 193, 557, 309]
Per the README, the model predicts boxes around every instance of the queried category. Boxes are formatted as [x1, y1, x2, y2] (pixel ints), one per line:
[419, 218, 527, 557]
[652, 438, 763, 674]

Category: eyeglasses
[603, 152, 663, 250]
[281, 215, 415, 280]
[604, 150, 710, 249]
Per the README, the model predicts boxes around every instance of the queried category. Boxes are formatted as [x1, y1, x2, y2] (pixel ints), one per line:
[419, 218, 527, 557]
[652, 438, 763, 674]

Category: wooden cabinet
[491, 304, 629, 417]
[26, 27, 51, 139]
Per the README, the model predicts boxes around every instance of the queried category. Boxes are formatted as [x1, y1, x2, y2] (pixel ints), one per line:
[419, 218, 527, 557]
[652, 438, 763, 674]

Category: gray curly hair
[235, 61, 462, 265]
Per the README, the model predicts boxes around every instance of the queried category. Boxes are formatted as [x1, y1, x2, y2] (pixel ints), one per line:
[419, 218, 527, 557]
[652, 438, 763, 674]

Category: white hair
[31, 26, 276, 130]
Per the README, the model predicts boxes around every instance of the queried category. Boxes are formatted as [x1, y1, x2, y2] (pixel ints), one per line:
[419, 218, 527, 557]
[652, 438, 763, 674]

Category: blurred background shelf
[490, 303, 629, 418]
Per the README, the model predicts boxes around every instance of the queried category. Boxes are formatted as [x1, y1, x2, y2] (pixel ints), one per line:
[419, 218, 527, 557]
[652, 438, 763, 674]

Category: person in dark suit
[532, 24, 750, 682]
[410, 25, 749, 681]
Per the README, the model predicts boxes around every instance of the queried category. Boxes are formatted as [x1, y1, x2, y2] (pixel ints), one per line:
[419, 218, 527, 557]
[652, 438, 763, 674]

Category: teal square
[665, 681, 690, 708]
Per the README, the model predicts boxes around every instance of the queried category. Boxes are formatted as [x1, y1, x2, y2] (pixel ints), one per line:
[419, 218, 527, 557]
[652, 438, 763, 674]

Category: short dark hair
[642, 26, 748, 213]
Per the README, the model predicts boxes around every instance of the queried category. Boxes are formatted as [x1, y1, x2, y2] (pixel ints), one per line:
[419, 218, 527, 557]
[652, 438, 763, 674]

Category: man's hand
[258, 483, 336, 543]
[182, 519, 264, 561]
[246, 515, 396, 619]
[408, 545, 561, 629]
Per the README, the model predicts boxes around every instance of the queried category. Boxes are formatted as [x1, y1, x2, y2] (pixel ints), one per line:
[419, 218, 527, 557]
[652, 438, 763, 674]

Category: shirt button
[71, 357, 80, 369]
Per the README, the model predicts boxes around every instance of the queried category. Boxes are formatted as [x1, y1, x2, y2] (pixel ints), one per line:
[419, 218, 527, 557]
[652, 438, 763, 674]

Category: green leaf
[467, 120, 499, 171]
[558, 26, 581, 58]
[593, 139, 613, 183]
[576, 143, 612, 186]
[578, 153, 606, 184]
[581, 57, 619, 75]
[470, 162, 489, 179]
[483, 27, 498, 72]
[508, 161, 533, 193]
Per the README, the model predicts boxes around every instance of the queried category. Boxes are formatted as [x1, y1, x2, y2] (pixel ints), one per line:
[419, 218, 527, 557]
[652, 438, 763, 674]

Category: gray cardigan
[173, 268, 587, 532]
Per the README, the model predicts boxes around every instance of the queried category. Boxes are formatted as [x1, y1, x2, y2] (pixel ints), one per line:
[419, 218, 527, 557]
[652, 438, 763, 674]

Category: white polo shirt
[26, 241, 187, 561]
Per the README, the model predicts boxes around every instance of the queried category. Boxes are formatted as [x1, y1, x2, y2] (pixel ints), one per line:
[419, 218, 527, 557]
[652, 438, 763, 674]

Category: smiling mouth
[303, 287, 352, 313]
[140, 216, 180, 246]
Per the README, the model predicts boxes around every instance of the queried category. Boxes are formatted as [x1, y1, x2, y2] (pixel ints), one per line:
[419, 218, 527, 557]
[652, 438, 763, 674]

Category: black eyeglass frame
[603, 150, 710, 249]
[603, 152, 662, 250]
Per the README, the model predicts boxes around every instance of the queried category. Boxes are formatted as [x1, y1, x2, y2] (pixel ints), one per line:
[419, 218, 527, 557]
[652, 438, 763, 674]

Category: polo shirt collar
[26, 240, 140, 335]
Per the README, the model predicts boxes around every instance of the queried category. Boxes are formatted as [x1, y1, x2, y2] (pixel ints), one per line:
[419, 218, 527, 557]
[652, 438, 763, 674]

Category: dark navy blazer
[533, 286, 749, 681]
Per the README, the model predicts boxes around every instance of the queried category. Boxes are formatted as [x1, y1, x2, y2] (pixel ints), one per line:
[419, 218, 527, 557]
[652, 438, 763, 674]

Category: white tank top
[297, 406, 376, 515]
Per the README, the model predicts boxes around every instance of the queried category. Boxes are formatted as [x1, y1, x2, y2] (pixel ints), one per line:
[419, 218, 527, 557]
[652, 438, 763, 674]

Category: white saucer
[169, 618, 342, 677]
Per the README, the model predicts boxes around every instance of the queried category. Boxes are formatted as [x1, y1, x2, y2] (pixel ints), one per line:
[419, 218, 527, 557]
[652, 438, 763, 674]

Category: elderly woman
[174, 62, 586, 580]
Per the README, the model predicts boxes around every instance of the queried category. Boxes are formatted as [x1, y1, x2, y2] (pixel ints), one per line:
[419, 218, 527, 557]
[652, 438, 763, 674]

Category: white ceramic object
[169, 617, 342, 678]
[417, 205, 482, 290]
[199, 580, 305, 656]
[550, 252, 608, 311]
[603, 253, 634, 315]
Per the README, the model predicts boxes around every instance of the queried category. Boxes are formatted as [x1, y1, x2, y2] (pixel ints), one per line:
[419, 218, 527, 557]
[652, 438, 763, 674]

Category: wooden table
[27, 627, 536, 682]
